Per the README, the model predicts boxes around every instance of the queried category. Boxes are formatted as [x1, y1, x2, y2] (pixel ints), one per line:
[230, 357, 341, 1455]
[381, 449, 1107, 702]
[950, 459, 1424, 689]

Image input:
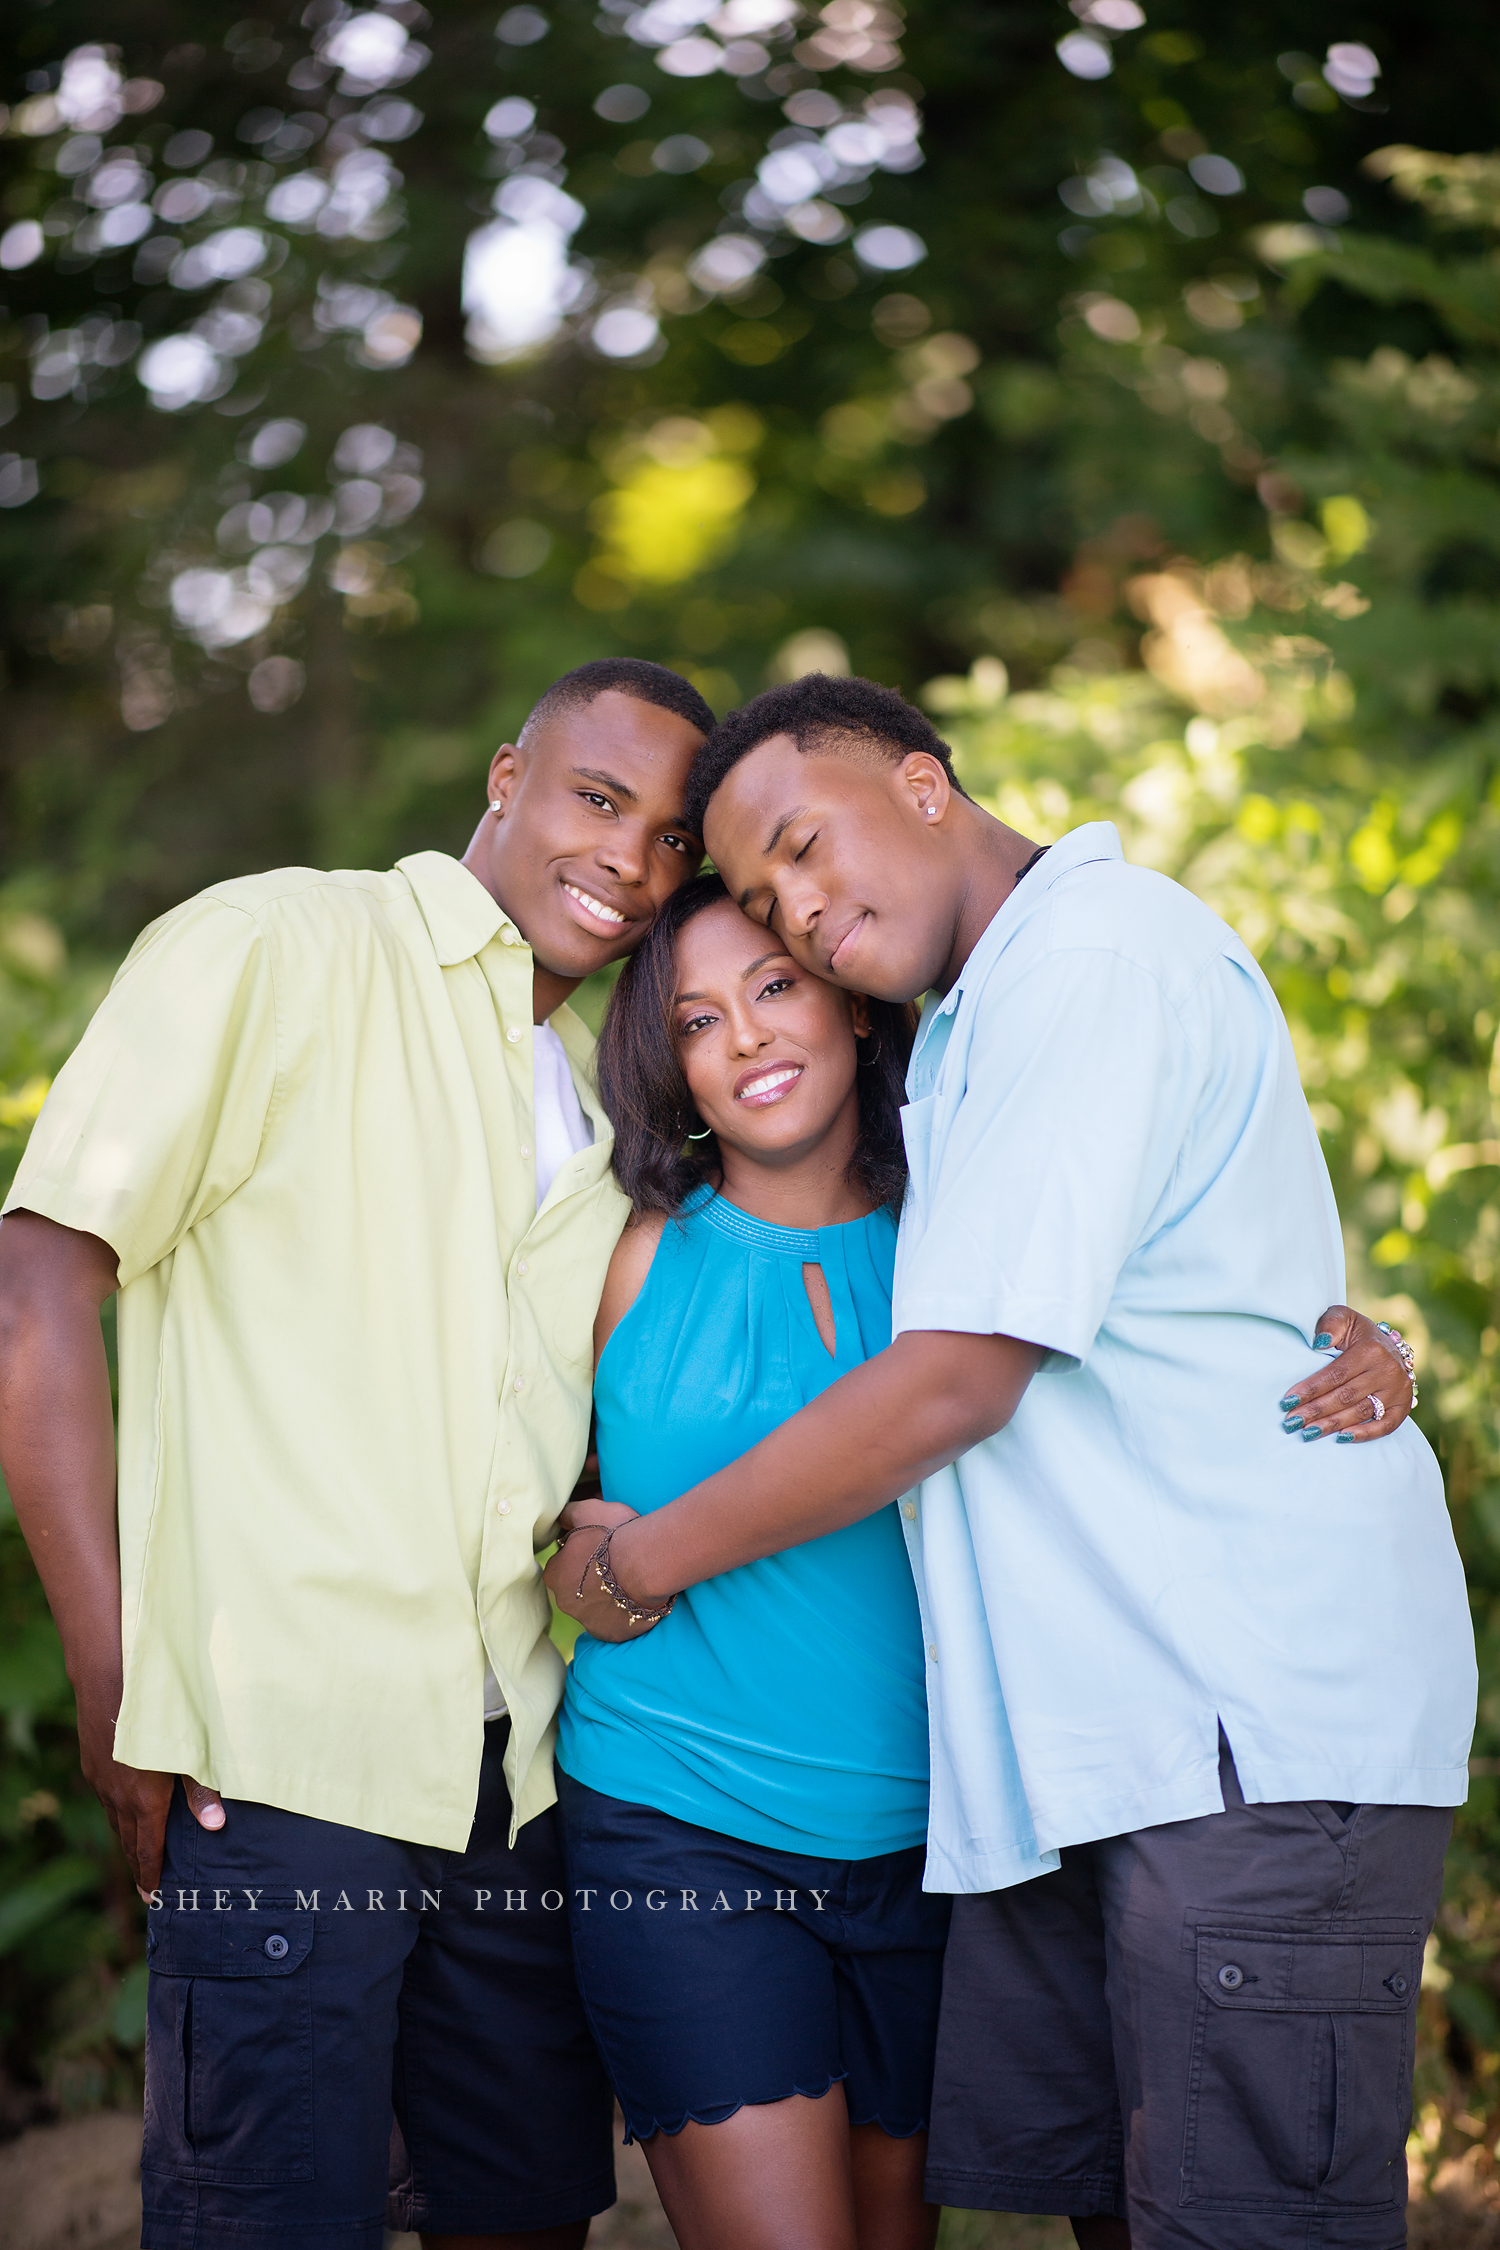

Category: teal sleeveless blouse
[559, 1185, 930, 1860]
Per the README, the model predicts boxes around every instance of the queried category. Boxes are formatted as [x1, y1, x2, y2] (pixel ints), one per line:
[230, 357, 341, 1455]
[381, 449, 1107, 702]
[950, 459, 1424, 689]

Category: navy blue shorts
[556, 1770, 951, 2144]
[141, 1723, 615, 2250]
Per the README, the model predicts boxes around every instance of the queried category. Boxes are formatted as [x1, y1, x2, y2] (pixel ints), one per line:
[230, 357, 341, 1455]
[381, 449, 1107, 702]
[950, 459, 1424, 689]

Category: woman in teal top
[555, 873, 949, 2250]
[560, 1181, 929, 1860]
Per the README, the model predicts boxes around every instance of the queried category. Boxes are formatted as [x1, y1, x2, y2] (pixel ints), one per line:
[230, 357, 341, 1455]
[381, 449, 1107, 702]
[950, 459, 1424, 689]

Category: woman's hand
[1280, 1305, 1414, 1443]
[543, 1500, 664, 1644]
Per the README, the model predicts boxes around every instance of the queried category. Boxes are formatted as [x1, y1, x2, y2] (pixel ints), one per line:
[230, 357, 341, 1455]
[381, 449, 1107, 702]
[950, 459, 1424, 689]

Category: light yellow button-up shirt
[4, 851, 629, 1848]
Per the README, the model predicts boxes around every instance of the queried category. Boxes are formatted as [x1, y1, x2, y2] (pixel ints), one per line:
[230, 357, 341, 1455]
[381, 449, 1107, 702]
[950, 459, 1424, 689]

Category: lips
[734, 1062, 805, 1107]
[561, 879, 631, 934]
[827, 912, 867, 976]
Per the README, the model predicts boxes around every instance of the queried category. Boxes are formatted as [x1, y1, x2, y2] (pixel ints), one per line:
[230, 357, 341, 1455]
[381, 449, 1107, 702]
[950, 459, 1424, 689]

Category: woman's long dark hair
[597, 873, 917, 1219]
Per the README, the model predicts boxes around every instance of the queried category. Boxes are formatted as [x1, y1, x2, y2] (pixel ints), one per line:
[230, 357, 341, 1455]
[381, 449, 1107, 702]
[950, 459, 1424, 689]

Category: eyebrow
[675, 951, 794, 1006]
[571, 765, 639, 804]
[763, 805, 807, 858]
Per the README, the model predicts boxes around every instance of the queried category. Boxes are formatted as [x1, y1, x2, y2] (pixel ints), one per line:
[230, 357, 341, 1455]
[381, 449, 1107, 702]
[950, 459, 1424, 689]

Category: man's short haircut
[519, 658, 715, 750]
[684, 673, 967, 837]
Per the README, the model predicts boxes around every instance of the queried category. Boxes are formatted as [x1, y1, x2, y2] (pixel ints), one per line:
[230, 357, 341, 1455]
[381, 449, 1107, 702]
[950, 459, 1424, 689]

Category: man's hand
[75, 1671, 225, 1897]
[1280, 1303, 1414, 1443]
[544, 1499, 657, 1645]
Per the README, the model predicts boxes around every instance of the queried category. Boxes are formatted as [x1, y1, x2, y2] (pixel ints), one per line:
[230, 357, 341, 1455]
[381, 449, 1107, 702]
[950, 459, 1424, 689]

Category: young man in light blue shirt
[550, 674, 1475, 2249]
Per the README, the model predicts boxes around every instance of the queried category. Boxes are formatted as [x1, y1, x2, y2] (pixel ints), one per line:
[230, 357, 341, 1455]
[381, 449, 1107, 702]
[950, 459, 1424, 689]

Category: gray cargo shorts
[925, 1732, 1452, 2248]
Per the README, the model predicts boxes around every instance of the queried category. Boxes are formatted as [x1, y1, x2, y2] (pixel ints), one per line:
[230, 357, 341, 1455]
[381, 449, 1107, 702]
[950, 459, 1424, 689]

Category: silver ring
[1368, 1394, 1386, 1422]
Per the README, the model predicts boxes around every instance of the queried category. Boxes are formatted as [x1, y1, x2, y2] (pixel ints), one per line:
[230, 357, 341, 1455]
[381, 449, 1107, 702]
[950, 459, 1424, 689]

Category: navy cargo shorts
[926, 1731, 1452, 2249]
[140, 1720, 615, 2250]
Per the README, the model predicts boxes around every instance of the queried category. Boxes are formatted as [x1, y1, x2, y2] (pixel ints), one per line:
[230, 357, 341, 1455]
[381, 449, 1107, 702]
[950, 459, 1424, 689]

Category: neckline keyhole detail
[801, 1261, 837, 1358]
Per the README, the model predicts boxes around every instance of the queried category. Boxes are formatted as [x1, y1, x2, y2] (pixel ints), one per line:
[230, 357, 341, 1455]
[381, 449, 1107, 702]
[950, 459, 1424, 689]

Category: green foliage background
[1, 0, 1499, 2192]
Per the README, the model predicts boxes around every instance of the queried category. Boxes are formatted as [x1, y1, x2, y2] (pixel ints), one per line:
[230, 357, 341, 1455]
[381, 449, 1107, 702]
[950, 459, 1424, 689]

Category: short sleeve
[894, 948, 1202, 1365]
[3, 894, 278, 1285]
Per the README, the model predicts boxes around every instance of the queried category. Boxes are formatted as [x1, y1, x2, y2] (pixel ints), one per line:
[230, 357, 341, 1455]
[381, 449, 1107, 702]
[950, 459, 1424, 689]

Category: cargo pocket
[142, 1900, 316, 2185]
[1180, 1920, 1424, 2215]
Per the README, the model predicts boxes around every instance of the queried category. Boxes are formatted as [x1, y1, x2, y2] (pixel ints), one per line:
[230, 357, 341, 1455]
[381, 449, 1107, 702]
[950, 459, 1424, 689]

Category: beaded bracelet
[1377, 1321, 1419, 1411]
[567, 1523, 677, 1628]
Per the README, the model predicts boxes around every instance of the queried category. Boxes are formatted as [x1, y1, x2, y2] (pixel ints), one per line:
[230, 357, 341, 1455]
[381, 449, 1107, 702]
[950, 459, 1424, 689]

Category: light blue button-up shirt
[893, 821, 1475, 1895]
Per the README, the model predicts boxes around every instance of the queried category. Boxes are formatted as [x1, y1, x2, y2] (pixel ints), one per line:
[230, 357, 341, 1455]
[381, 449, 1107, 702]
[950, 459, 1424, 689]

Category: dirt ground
[0, 2110, 1495, 2249]
[0, 2112, 1070, 2250]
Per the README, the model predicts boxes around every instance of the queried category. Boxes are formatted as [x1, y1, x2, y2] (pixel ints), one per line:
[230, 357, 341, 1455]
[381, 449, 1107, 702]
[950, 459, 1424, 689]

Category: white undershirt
[531, 1020, 595, 1206]
[483, 1021, 594, 1723]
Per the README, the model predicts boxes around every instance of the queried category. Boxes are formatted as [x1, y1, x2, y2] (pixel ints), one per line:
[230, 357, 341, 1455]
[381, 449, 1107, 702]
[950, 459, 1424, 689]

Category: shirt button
[1217, 1963, 1245, 1991]
[264, 1933, 290, 1960]
[495, 1499, 511, 1515]
[519, 1145, 532, 1159]
[927, 1643, 938, 1662]
[513, 1376, 525, 1392]
[507, 1026, 523, 1043]
[902, 1502, 916, 1520]
[516, 1259, 528, 1275]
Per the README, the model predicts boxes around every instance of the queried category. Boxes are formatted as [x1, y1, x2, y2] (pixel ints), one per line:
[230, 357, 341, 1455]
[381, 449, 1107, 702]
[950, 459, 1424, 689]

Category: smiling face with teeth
[672, 897, 872, 1201]
[463, 688, 706, 1018]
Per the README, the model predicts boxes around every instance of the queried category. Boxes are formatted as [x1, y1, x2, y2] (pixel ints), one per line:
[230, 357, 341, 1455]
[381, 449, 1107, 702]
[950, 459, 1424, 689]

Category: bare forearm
[0, 1211, 226, 1890]
[0, 1214, 122, 1692]
[618, 1329, 1039, 1601]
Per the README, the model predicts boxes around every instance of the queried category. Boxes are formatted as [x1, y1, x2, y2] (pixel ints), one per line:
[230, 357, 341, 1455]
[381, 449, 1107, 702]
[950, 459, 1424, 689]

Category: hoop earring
[686, 1123, 714, 1141]
[856, 1034, 882, 1066]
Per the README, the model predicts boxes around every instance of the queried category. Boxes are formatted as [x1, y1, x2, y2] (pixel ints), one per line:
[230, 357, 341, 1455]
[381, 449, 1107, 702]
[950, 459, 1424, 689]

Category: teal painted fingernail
[1283, 1415, 1304, 1431]
[1302, 1425, 1323, 1440]
[1314, 1333, 1333, 1349]
[1280, 1396, 1300, 1411]
[1337, 1432, 1354, 1443]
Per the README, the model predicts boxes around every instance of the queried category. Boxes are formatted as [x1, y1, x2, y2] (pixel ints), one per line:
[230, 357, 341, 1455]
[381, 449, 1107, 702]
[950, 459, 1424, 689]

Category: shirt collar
[927, 820, 1124, 1025]
[397, 851, 521, 967]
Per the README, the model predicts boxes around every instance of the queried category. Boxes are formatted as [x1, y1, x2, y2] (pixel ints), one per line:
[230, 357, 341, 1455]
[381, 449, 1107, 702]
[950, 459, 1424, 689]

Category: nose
[723, 996, 774, 1057]
[597, 819, 649, 885]
[777, 876, 826, 943]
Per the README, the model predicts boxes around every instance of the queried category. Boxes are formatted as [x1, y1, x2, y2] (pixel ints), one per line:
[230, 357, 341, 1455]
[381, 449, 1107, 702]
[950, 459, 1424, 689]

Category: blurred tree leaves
[1, 0, 1496, 934]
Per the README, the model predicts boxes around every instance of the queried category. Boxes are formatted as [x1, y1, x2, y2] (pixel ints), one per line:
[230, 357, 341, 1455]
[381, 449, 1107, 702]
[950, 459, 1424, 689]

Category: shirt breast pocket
[898, 1093, 941, 1222]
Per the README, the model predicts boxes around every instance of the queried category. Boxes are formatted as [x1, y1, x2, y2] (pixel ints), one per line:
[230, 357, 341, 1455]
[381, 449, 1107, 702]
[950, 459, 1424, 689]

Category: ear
[485, 743, 520, 813]
[849, 993, 873, 1041]
[897, 751, 953, 826]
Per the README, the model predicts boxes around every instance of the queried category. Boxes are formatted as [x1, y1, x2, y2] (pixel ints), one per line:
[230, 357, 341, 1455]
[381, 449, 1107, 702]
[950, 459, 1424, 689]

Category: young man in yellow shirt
[0, 660, 710, 2250]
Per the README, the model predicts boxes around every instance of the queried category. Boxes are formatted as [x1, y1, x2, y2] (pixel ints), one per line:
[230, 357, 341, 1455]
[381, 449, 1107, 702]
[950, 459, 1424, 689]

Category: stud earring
[926, 806, 937, 817]
[489, 801, 503, 815]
